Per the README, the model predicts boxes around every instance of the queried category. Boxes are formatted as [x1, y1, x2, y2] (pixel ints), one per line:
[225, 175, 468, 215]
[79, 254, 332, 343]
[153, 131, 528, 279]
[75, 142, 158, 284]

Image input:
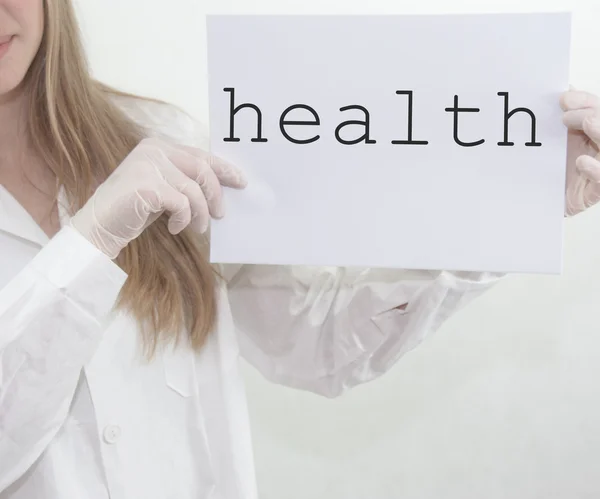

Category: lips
[0, 35, 14, 59]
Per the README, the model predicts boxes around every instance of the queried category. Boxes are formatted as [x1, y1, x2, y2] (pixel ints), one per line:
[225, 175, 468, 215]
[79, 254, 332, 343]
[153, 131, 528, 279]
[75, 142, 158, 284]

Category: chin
[0, 71, 28, 99]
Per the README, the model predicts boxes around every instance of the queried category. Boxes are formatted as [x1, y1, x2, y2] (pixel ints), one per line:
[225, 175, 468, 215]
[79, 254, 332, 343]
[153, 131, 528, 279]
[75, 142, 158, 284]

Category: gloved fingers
[576, 154, 600, 183]
[176, 179, 211, 233]
[196, 163, 225, 218]
[562, 108, 598, 130]
[164, 148, 224, 219]
[158, 162, 211, 233]
[179, 145, 248, 189]
[151, 181, 193, 235]
[207, 154, 248, 189]
[560, 90, 600, 112]
[582, 115, 600, 151]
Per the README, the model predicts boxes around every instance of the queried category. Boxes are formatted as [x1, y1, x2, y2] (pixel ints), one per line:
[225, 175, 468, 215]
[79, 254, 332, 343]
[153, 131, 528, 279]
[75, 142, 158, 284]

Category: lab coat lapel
[0, 185, 49, 246]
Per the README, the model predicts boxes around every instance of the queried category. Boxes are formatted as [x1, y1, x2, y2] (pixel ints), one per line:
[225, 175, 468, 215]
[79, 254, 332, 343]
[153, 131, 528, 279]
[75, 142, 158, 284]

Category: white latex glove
[71, 138, 247, 259]
[561, 89, 600, 215]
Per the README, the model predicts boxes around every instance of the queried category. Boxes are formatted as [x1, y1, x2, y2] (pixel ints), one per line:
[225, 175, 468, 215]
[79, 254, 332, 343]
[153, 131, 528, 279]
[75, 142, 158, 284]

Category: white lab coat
[0, 96, 502, 499]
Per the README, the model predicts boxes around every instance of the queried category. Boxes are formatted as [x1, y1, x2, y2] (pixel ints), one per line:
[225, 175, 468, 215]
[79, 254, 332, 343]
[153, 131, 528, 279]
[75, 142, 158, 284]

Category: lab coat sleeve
[0, 226, 127, 491]
[122, 99, 505, 397]
[223, 264, 503, 398]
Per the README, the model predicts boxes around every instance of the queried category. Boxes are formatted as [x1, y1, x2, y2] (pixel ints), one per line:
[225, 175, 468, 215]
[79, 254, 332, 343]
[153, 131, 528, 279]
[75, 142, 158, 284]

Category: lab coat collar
[0, 185, 71, 247]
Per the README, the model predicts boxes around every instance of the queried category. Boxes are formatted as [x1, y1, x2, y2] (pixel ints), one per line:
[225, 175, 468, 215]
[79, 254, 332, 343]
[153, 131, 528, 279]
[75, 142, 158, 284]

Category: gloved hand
[71, 138, 247, 259]
[561, 88, 600, 215]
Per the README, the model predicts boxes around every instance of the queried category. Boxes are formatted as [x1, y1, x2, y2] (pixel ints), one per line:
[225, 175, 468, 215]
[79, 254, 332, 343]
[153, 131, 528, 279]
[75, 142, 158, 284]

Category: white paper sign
[206, 13, 571, 273]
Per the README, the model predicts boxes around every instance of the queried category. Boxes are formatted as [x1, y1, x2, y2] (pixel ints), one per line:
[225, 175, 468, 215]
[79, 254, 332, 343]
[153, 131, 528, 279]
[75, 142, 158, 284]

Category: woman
[0, 1, 598, 498]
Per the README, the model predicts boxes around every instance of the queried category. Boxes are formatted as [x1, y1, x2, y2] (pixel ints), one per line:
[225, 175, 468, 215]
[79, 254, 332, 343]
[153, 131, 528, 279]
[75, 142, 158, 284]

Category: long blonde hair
[25, 0, 218, 355]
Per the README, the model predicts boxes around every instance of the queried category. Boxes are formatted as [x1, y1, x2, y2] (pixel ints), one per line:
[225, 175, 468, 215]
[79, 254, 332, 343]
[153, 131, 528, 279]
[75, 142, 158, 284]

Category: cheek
[18, 0, 44, 63]
[25, 0, 45, 46]
[12, 0, 45, 46]
[0, 0, 44, 94]
[0, 44, 29, 94]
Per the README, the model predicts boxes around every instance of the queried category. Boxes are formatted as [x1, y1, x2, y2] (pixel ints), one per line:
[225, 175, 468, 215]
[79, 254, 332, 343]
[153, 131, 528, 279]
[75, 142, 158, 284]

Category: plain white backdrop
[74, 1, 600, 498]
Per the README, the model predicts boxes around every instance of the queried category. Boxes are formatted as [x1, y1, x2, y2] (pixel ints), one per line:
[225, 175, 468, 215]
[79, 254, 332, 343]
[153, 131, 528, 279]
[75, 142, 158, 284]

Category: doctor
[0, 1, 599, 498]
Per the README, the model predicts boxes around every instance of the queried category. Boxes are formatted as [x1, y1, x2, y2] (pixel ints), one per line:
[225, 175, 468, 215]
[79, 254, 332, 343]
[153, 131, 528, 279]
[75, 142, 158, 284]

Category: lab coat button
[103, 425, 122, 444]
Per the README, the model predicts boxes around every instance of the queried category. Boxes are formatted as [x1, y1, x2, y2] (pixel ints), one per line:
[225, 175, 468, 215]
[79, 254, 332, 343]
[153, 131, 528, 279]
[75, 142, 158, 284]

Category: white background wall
[75, 1, 600, 498]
